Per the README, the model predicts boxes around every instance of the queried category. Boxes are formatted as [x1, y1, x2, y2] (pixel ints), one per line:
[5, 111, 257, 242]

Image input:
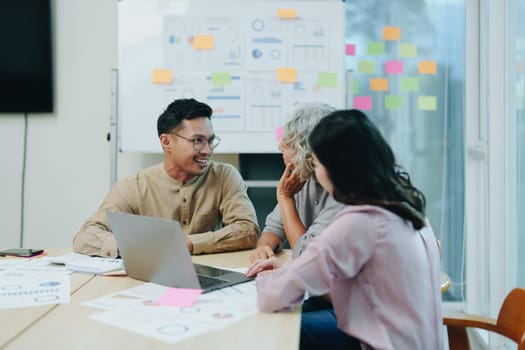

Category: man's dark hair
[157, 98, 213, 136]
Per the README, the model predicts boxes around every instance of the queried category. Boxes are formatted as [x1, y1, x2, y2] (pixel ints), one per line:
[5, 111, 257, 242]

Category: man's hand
[249, 245, 275, 262]
[246, 256, 283, 278]
[185, 236, 194, 253]
[277, 163, 305, 200]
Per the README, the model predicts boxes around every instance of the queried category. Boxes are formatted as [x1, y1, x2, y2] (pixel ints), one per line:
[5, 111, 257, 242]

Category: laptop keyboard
[197, 275, 226, 288]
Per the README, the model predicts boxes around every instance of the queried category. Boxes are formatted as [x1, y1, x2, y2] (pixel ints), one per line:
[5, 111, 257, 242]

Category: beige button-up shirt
[73, 161, 258, 257]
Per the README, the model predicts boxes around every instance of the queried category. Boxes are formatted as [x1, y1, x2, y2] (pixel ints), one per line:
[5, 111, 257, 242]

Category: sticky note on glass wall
[383, 27, 401, 41]
[418, 61, 437, 74]
[276, 68, 297, 83]
[399, 43, 417, 57]
[353, 80, 359, 94]
[385, 60, 403, 74]
[418, 96, 437, 111]
[275, 126, 284, 142]
[368, 42, 385, 55]
[277, 8, 298, 18]
[401, 77, 419, 91]
[345, 44, 356, 56]
[370, 78, 389, 91]
[211, 72, 232, 86]
[353, 96, 372, 110]
[152, 69, 173, 84]
[317, 72, 337, 87]
[358, 61, 375, 74]
[193, 35, 214, 49]
[385, 95, 403, 109]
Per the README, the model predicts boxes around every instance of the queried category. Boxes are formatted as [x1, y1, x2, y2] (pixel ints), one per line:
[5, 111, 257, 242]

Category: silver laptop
[107, 211, 253, 293]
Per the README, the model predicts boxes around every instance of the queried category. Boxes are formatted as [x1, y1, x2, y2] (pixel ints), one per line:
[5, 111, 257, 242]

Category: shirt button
[182, 198, 187, 203]
[183, 220, 188, 225]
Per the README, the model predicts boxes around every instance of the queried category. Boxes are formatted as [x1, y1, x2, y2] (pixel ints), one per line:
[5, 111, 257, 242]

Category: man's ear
[160, 134, 171, 152]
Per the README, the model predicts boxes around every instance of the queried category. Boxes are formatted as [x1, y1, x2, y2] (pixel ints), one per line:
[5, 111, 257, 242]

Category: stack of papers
[42, 253, 124, 275]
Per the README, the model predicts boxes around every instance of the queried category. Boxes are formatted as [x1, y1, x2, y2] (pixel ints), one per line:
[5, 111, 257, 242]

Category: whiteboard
[118, 0, 346, 153]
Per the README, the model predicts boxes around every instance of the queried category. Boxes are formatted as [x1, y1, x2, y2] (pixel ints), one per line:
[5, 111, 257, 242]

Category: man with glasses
[73, 98, 259, 258]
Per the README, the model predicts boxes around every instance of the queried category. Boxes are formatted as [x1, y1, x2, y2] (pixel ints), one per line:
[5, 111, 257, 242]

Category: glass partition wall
[344, 0, 466, 301]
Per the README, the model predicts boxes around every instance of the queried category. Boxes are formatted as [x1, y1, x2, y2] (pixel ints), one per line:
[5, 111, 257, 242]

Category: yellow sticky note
[370, 78, 389, 91]
[399, 43, 417, 57]
[418, 61, 437, 74]
[317, 72, 337, 88]
[418, 96, 437, 111]
[277, 8, 298, 19]
[276, 68, 297, 83]
[193, 35, 214, 49]
[383, 27, 401, 41]
[152, 69, 173, 84]
[211, 72, 232, 86]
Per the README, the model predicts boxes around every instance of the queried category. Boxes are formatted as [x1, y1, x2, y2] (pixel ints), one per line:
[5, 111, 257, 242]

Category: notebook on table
[107, 211, 253, 293]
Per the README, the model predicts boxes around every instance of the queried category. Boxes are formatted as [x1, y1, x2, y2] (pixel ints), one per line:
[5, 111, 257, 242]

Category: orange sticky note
[193, 35, 214, 49]
[276, 68, 297, 83]
[383, 27, 401, 41]
[277, 8, 298, 18]
[419, 61, 437, 74]
[152, 69, 173, 84]
[370, 78, 389, 91]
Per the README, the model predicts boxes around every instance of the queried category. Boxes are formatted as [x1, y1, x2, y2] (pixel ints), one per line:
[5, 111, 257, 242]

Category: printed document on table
[42, 252, 124, 275]
[0, 269, 70, 309]
[85, 279, 258, 344]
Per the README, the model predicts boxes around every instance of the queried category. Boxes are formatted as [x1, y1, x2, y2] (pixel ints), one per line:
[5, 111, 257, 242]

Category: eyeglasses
[170, 132, 221, 151]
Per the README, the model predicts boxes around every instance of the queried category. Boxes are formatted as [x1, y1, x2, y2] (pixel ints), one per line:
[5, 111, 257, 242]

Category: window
[344, 0, 466, 301]
[506, 0, 525, 290]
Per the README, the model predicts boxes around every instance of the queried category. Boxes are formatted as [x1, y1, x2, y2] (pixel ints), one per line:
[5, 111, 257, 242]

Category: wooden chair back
[444, 288, 525, 350]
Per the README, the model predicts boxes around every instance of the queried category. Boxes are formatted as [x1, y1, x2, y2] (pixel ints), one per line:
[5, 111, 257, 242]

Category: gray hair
[281, 102, 335, 181]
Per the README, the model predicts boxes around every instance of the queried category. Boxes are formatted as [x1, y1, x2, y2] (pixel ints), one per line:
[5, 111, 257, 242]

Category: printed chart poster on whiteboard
[118, 0, 345, 153]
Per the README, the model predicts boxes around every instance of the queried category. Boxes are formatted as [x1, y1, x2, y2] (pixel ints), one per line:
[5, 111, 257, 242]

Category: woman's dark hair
[157, 98, 213, 136]
[308, 109, 427, 229]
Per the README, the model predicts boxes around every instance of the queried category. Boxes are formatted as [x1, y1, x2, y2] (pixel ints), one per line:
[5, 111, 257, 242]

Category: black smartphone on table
[0, 248, 44, 257]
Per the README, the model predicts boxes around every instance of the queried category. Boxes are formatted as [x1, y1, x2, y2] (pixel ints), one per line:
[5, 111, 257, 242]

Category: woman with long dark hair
[247, 109, 443, 350]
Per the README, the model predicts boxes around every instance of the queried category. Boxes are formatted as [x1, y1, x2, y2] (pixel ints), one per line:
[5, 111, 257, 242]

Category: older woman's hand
[277, 163, 306, 200]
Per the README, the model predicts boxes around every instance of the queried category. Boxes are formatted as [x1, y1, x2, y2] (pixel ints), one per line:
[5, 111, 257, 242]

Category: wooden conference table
[0, 249, 300, 350]
[1, 249, 451, 350]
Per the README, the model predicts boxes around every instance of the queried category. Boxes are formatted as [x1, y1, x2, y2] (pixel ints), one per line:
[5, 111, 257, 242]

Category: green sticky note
[211, 72, 231, 87]
[401, 77, 419, 91]
[385, 95, 403, 109]
[358, 61, 375, 74]
[353, 80, 359, 94]
[368, 42, 385, 55]
[399, 43, 417, 57]
[418, 96, 437, 111]
[317, 72, 337, 87]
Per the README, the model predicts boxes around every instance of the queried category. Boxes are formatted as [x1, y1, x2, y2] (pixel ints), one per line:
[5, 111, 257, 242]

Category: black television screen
[0, 0, 53, 113]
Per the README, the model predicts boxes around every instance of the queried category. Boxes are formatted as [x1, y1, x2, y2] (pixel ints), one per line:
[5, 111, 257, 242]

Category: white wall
[0, 0, 239, 249]
[0, 0, 117, 248]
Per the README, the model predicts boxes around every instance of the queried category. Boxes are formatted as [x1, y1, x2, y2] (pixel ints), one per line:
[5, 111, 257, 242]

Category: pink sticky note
[345, 44, 356, 56]
[157, 288, 202, 307]
[385, 60, 403, 74]
[275, 126, 284, 142]
[353, 96, 372, 111]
